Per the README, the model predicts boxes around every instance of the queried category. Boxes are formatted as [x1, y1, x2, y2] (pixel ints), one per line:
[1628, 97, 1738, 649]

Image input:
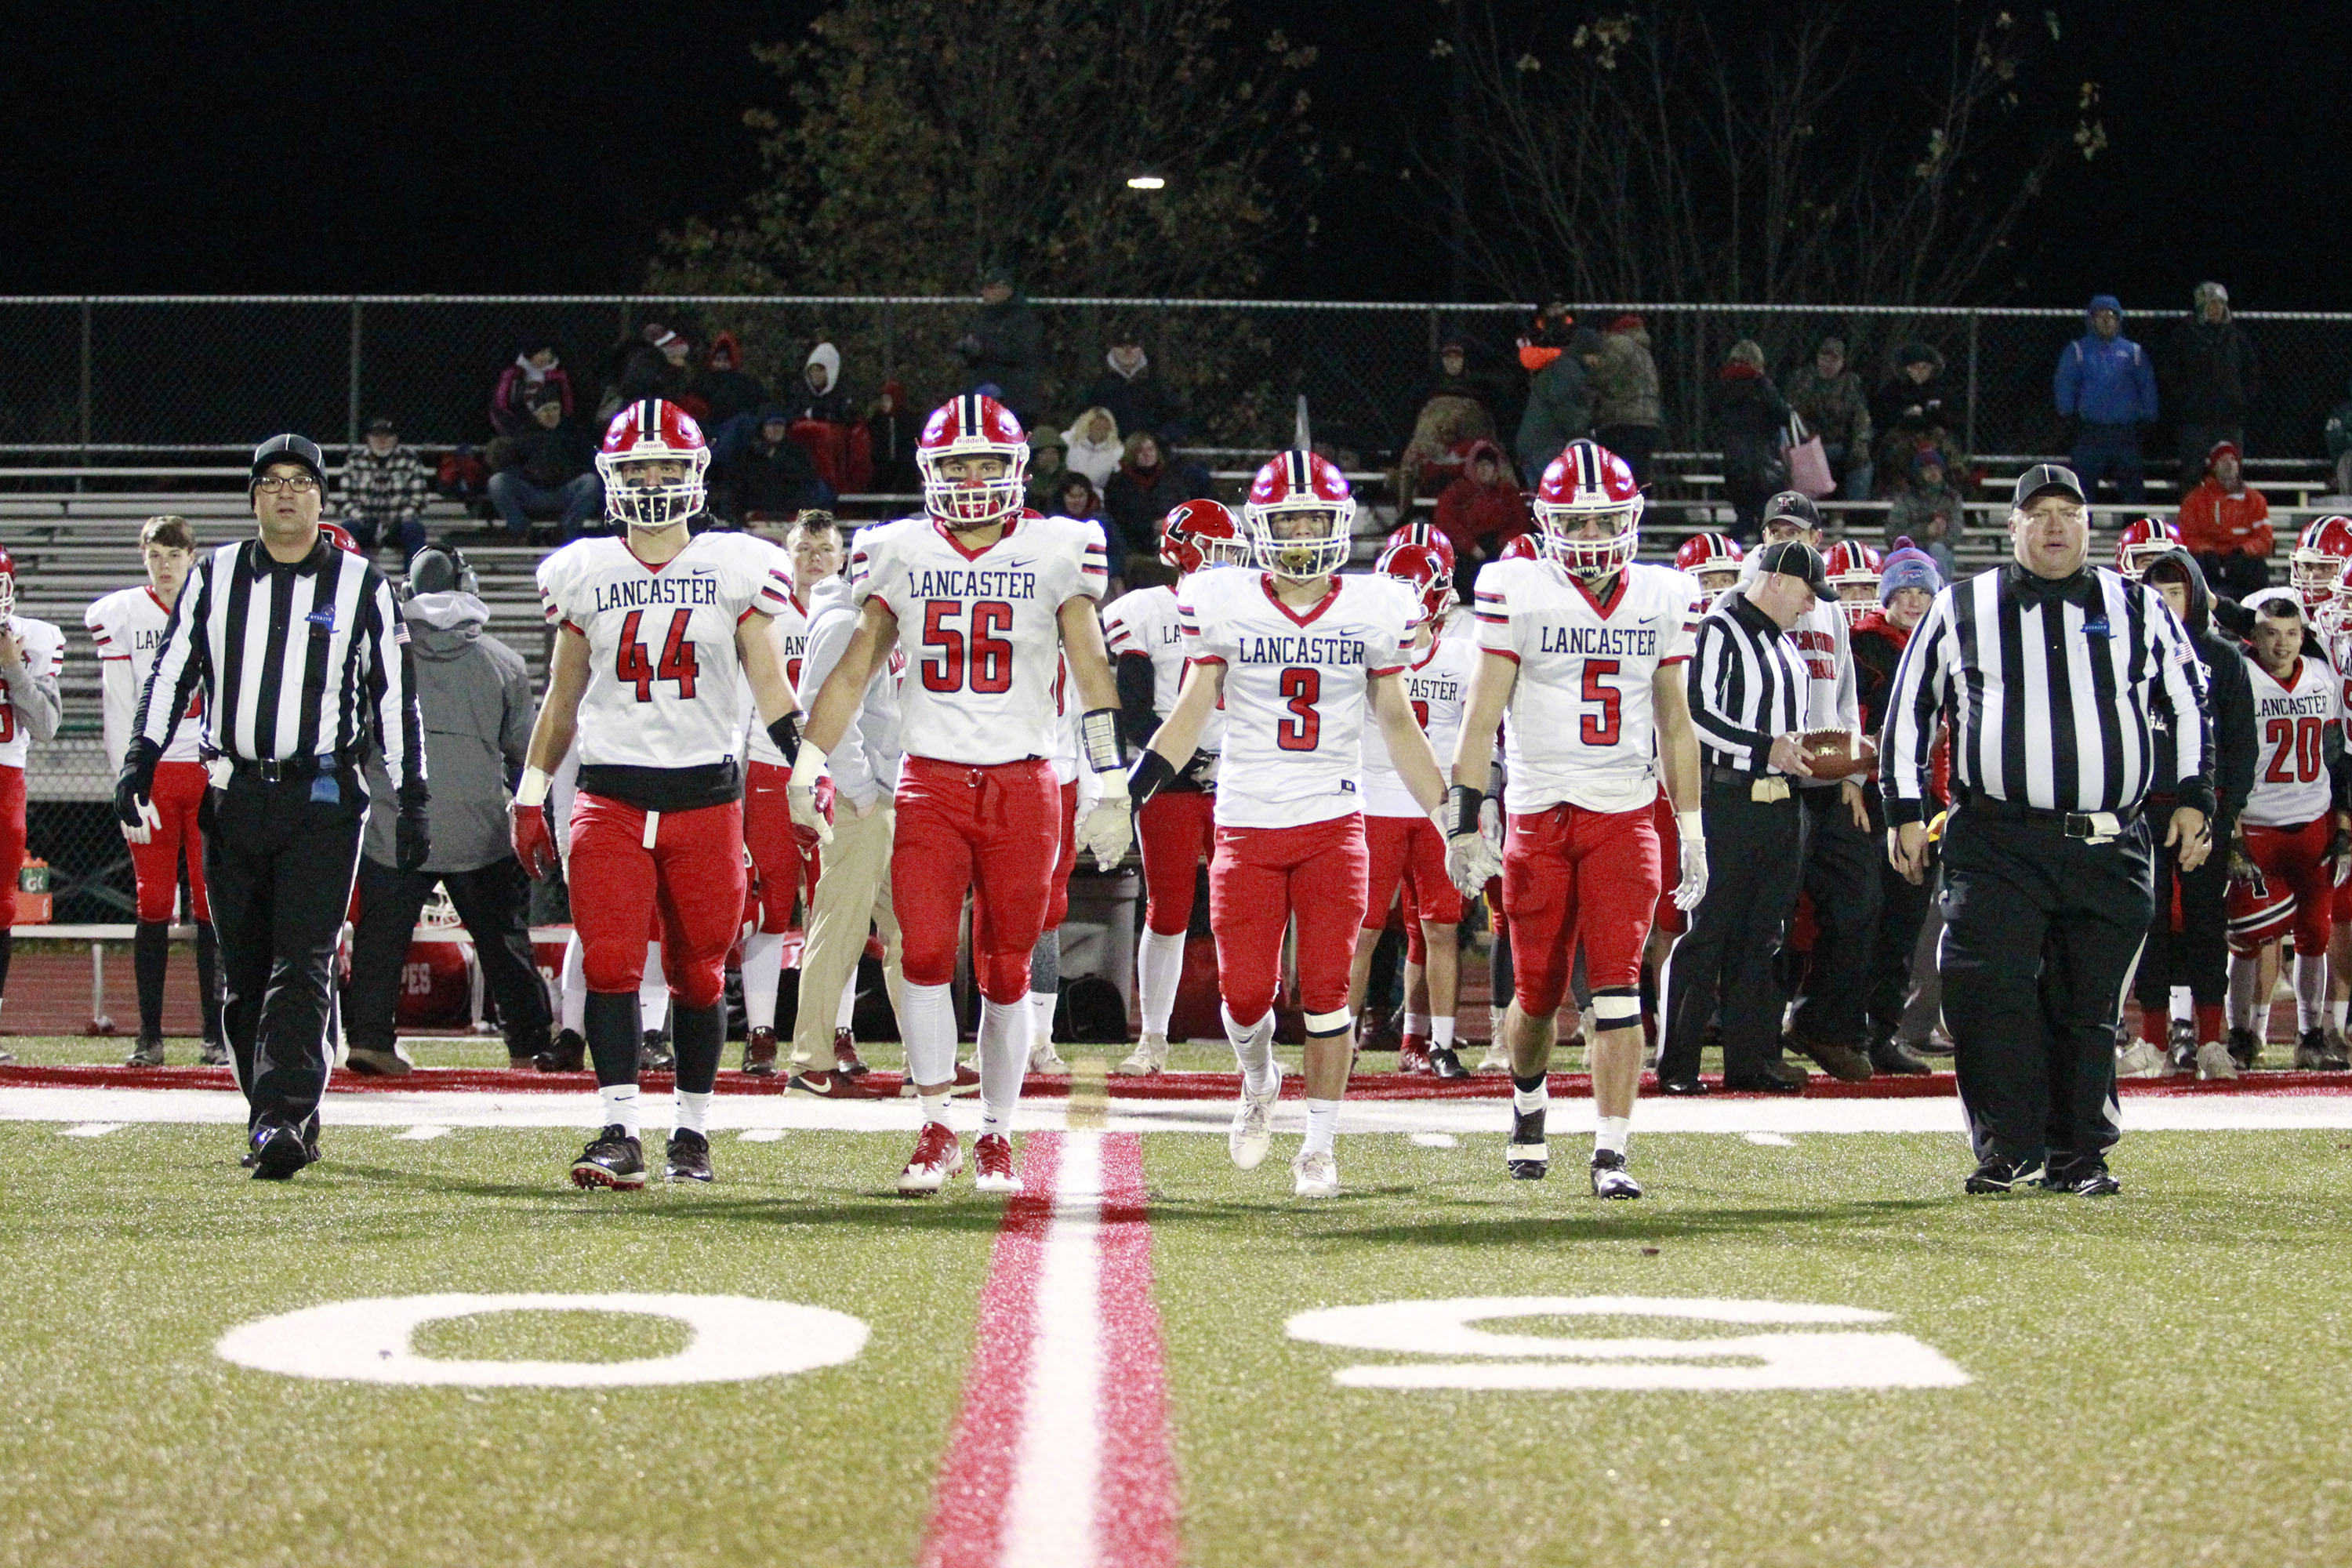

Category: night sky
[10, 0, 2345, 310]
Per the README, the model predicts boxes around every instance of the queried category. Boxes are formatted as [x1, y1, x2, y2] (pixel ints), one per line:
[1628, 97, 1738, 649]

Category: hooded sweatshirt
[2140, 545, 2252, 833]
[800, 574, 901, 811]
[1063, 408, 1124, 488]
[791, 342, 854, 424]
[362, 592, 534, 873]
[1433, 437, 1530, 554]
[2054, 295, 2158, 427]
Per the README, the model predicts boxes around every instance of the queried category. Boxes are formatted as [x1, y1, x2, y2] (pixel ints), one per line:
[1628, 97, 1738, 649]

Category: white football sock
[918, 1091, 950, 1130]
[1595, 1114, 1630, 1156]
[901, 981, 959, 1093]
[740, 929, 786, 1032]
[1403, 1012, 1431, 1040]
[1512, 1075, 1548, 1116]
[674, 1089, 712, 1138]
[2334, 997, 2349, 1033]
[836, 969, 857, 1031]
[2296, 953, 2328, 1033]
[978, 997, 1028, 1135]
[1222, 1003, 1278, 1098]
[1029, 989, 1056, 1053]
[1432, 1017, 1456, 1051]
[560, 933, 586, 1034]
[1303, 1098, 1340, 1158]
[598, 1083, 641, 1138]
[639, 942, 669, 1033]
[1138, 928, 1185, 1037]
[2171, 984, 2193, 1024]
[2227, 954, 2261, 1033]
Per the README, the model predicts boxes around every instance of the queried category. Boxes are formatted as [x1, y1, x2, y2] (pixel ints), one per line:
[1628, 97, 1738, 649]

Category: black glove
[114, 738, 161, 829]
[395, 783, 432, 873]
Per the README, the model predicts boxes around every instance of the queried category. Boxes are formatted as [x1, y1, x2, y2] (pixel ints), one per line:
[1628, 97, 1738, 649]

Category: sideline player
[1134, 449, 1447, 1199]
[792, 394, 1131, 1196]
[2114, 517, 2183, 582]
[1674, 532, 1744, 598]
[1443, 439, 1705, 1200]
[1104, 499, 1248, 1075]
[2289, 515, 2352, 624]
[1347, 536, 1479, 1076]
[88, 517, 225, 1066]
[511, 399, 804, 1188]
[0, 548, 62, 1059]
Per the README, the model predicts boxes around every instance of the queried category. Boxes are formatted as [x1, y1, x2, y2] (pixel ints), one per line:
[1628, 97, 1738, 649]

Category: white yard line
[58, 1122, 123, 1138]
[999, 1130, 1105, 1568]
[395, 1125, 452, 1141]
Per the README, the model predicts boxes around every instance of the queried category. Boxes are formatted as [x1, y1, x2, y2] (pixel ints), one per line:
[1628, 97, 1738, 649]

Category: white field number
[1285, 1295, 1970, 1392]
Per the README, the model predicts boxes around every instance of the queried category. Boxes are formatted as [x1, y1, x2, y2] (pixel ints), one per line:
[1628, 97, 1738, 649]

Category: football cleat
[786, 1068, 891, 1100]
[664, 1127, 713, 1183]
[249, 1120, 314, 1181]
[535, 1029, 586, 1073]
[2196, 1040, 2240, 1081]
[2115, 1040, 2168, 1079]
[1963, 1154, 2045, 1195]
[1229, 1080, 1279, 1171]
[2042, 1158, 2121, 1197]
[1291, 1149, 1341, 1199]
[1427, 1044, 1471, 1080]
[1397, 1038, 1432, 1075]
[571, 1124, 648, 1190]
[1507, 1104, 1549, 1180]
[198, 1037, 229, 1067]
[897, 1121, 964, 1195]
[1116, 1032, 1170, 1077]
[124, 1035, 167, 1069]
[2294, 1029, 2349, 1071]
[2225, 1026, 2259, 1069]
[639, 1030, 674, 1073]
[1589, 1148, 1643, 1200]
[1029, 1037, 1069, 1073]
[1474, 1040, 1512, 1075]
[742, 1027, 779, 1076]
[973, 1132, 1022, 1193]
[833, 1028, 870, 1077]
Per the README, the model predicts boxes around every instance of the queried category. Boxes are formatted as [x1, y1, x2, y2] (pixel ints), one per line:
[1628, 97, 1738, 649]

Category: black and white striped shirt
[1687, 591, 1809, 774]
[135, 536, 425, 792]
[1880, 563, 2210, 823]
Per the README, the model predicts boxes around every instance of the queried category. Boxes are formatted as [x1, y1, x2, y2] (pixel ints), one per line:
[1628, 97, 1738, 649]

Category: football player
[88, 516, 225, 1067]
[512, 399, 804, 1188]
[0, 546, 63, 1062]
[1135, 450, 1446, 1198]
[2290, 515, 2352, 630]
[1104, 499, 1247, 1076]
[1824, 540, 1884, 627]
[2114, 517, 2183, 581]
[1673, 532, 1745, 597]
[1444, 439, 1705, 1199]
[1348, 539, 1479, 1076]
[2330, 554, 2352, 1056]
[1384, 521, 1472, 638]
[793, 394, 1129, 1197]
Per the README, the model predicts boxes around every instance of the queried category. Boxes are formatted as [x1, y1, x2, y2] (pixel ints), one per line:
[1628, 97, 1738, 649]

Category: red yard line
[1095, 1131, 1184, 1568]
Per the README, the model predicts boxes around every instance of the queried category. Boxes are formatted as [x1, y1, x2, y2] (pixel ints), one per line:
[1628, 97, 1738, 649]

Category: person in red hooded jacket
[2175, 439, 2273, 600]
[1850, 538, 1945, 1073]
[1432, 438, 1532, 566]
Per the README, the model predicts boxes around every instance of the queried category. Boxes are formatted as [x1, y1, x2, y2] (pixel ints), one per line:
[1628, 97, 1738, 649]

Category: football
[1798, 727, 1878, 780]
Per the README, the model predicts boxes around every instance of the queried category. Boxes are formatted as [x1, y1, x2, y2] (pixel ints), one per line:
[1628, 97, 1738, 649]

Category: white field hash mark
[1000, 1129, 1105, 1567]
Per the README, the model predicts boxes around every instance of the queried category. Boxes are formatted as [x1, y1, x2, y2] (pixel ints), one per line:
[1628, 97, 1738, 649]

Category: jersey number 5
[1277, 667, 1321, 751]
[616, 608, 699, 702]
[1580, 659, 1622, 746]
[921, 601, 1014, 695]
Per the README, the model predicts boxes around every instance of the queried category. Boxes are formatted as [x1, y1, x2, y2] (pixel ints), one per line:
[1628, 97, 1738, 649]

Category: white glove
[787, 741, 833, 847]
[122, 797, 161, 846]
[1443, 786, 1504, 898]
[1080, 777, 1134, 870]
[1672, 810, 1709, 911]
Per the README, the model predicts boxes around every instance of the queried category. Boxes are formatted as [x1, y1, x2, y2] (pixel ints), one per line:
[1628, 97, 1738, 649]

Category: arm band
[515, 765, 552, 808]
[1443, 784, 1483, 839]
[1677, 809, 1703, 841]
[766, 710, 803, 765]
[1081, 706, 1127, 773]
[1130, 749, 1178, 806]
[789, 739, 828, 789]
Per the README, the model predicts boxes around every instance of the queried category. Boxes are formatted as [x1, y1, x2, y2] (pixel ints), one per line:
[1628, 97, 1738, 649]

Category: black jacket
[2146, 546, 2254, 836]
[955, 295, 1046, 421]
[2167, 316, 2260, 425]
[496, 419, 596, 488]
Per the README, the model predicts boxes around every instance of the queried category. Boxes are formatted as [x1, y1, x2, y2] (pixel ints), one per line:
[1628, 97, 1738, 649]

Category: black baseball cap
[1762, 491, 1821, 532]
[2013, 463, 2085, 509]
[365, 416, 397, 435]
[249, 433, 326, 492]
[1755, 539, 1833, 598]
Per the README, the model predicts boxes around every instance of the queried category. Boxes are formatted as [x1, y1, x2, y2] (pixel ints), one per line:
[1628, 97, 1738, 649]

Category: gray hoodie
[363, 591, 534, 873]
[801, 574, 901, 810]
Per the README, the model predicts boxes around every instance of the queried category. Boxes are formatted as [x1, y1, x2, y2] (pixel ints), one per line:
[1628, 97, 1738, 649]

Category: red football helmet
[1160, 498, 1250, 576]
[0, 543, 16, 619]
[2114, 517, 2180, 580]
[597, 398, 711, 530]
[2227, 873, 2296, 956]
[916, 393, 1029, 528]
[1384, 519, 1458, 578]
[2292, 515, 2352, 608]
[1374, 539, 1457, 626]
[1243, 449, 1356, 580]
[316, 522, 360, 555]
[1673, 532, 1744, 586]
[1533, 438, 1642, 578]
[1825, 540, 1885, 626]
[1498, 532, 1542, 561]
[2335, 555, 2352, 617]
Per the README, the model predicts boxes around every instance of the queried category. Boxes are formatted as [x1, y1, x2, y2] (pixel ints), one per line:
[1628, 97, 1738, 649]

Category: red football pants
[2245, 817, 2334, 955]
[895, 756, 1061, 1003]
[1502, 801, 1661, 1015]
[1138, 789, 1215, 937]
[128, 760, 212, 922]
[744, 759, 820, 935]
[1210, 813, 1369, 1030]
[1362, 812, 1465, 935]
[1044, 779, 1080, 930]
[0, 764, 22, 927]
[568, 792, 746, 1007]
[1648, 792, 1686, 938]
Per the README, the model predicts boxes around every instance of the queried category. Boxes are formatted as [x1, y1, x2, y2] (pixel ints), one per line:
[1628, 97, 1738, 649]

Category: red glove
[511, 803, 557, 879]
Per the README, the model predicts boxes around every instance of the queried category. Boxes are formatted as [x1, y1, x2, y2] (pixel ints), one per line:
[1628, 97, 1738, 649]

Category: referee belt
[223, 752, 356, 785]
[1960, 794, 2137, 843]
[1704, 767, 1792, 803]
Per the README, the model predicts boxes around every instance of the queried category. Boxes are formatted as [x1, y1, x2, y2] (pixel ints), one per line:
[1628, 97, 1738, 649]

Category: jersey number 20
[616, 609, 699, 702]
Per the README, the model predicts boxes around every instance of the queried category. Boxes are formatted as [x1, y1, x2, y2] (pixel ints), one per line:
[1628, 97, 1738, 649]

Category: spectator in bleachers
[690, 332, 768, 432]
[1433, 438, 1530, 568]
[1869, 341, 1958, 492]
[1397, 339, 1500, 498]
[2053, 294, 2158, 506]
[1713, 339, 1791, 540]
[953, 265, 1045, 422]
[1886, 447, 1964, 581]
[1104, 431, 1210, 565]
[1589, 314, 1663, 487]
[714, 405, 832, 526]
[2176, 438, 2273, 598]
[2325, 376, 2352, 499]
[867, 379, 921, 495]
[784, 342, 855, 425]
[488, 339, 574, 437]
[1784, 336, 1875, 499]
[1085, 333, 1183, 441]
[1063, 406, 1123, 489]
[599, 327, 693, 421]
[1025, 430, 1069, 514]
[485, 391, 601, 541]
[1056, 473, 1109, 529]
[1514, 324, 1598, 488]
[2167, 281, 2259, 487]
[338, 416, 432, 564]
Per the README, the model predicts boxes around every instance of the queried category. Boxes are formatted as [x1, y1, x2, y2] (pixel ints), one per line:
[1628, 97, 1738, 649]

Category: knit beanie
[1879, 536, 1943, 602]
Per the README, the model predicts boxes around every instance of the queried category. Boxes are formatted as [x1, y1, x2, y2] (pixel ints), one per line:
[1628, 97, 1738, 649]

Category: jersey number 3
[616, 609, 699, 702]
[1277, 667, 1321, 751]
[921, 601, 1014, 695]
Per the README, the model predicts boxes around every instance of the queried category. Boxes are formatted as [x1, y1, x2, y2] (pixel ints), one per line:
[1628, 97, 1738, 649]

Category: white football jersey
[1473, 558, 1701, 815]
[0, 616, 63, 768]
[87, 587, 203, 763]
[1436, 602, 1477, 642]
[851, 511, 1107, 765]
[2243, 652, 2343, 829]
[1181, 569, 1417, 829]
[743, 563, 815, 768]
[1361, 633, 1478, 817]
[538, 532, 789, 771]
[1102, 579, 1224, 753]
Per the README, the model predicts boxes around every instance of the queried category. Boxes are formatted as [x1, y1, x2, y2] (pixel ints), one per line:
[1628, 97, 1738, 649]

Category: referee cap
[2011, 463, 2085, 510]
[1755, 539, 1833, 598]
[250, 432, 326, 493]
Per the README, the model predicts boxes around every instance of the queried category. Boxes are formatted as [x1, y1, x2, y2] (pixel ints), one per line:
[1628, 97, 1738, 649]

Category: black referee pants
[1787, 784, 1882, 1050]
[203, 773, 366, 1133]
[1939, 804, 2154, 1170]
[1660, 782, 1806, 1081]
[344, 855, 552, 1059]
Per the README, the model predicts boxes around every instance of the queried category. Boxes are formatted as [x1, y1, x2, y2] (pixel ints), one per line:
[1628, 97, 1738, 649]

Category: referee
[1882, 463, 2212, 1196]
[118, 434, 429, 1179]
[1658, 539, 1824, 1094]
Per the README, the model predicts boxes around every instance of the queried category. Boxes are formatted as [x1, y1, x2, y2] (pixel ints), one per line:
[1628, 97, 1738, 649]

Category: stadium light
[1126, 174, 1167, 191]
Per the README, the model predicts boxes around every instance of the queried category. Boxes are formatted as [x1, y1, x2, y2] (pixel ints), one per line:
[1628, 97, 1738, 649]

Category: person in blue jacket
[2053, 293, 2158, 504]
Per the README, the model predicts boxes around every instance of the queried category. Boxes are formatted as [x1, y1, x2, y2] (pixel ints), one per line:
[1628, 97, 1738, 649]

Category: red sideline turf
[8, 1063, 2352, 1098]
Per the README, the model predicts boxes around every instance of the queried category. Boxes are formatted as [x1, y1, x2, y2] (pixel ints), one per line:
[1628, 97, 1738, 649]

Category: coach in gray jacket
[343, 545, 551, 1072]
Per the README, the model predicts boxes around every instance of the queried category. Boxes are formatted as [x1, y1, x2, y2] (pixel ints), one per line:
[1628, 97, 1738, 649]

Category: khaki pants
[791, 798, 909, 1073]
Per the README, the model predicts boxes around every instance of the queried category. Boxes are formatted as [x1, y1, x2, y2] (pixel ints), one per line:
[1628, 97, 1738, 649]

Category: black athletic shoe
[2042, 1157, 2122, 1196]
[1964, 1154, 2045, 1194]
[664, 1127, 713, 1183]
[198, 1037, 229, 1066]
[2293, 1029, 2349, 1071]
[638, 1031, 674, 1073]
[124, 1035, 167, 1068]
[1867, 1036, 1933, 1076]
[535, 1029, 586, 1073]
[249, 1121, 313, 1181]
[2227, 1026, 2259, 1069]
[1507, 1104, 1548, 1180]
[571, 1124, 648, 1190]
[1656, 1075, 1711, 1096]
[1722, 1060, 1809, 1094]
[1589, 1147, 1642, 1199]
[1427, 1045, 1472, 1080]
